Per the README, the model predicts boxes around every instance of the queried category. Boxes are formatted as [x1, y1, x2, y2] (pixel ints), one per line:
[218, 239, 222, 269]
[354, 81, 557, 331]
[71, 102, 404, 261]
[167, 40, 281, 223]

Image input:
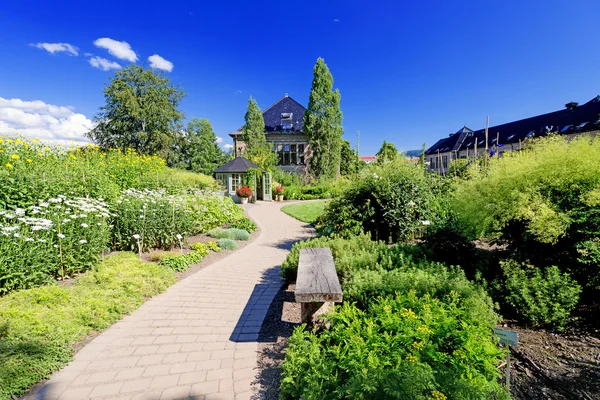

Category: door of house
[262, 172, 272, 201]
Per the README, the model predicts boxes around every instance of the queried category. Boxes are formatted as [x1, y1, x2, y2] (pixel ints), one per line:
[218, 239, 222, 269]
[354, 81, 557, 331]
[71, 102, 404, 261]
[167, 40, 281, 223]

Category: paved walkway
[27, 201, 314, 400]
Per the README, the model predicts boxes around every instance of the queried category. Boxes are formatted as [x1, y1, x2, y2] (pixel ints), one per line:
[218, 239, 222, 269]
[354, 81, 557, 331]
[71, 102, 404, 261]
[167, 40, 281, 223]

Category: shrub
[451, 135, 600, 290]
[319, 160, 444, 242]
[501, 261, 581, 330]
[148, 250, 179, 262]
[230, 217, 258, 232]
[228, 228, 250, 241]
[111, 189, 195, 252]
[186, 193, 244, 233]
[190, 241, 219, 254]
[0, 197, 111, 293]
[217, 238, 237, 250]
[208, 227, 229, 239]
[0, 252, 175, 400]
[280, 292, 507, 400]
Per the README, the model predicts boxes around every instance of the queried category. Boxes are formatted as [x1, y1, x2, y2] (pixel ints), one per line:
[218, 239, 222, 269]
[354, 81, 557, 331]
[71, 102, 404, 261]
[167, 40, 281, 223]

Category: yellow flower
[406, 354, 417, 363]
[26, 158, 32, 163]
[400, 308, 417, 319]
[5, 163, 13, 169]
[0, 138, 3, 143]
[38, 153, 43, 157]
[10, 154, 20, 160]
[44, 146, 50, 151]
[413, 341, 424, 351]
[7, 139, 13, 143]
[15, 139, 22, 144]
[417, 326, 433, 335]
[429, 391, 447, 400]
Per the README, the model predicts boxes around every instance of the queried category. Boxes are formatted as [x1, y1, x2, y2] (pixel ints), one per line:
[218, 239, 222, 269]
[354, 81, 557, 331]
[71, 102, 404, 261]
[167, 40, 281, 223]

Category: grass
[281, 200, 328, 224]
[0, 253, 176, 400]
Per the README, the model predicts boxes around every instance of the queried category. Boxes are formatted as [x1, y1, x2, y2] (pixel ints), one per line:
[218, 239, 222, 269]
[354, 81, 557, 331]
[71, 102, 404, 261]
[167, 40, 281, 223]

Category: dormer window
[281, 113, 293, 132]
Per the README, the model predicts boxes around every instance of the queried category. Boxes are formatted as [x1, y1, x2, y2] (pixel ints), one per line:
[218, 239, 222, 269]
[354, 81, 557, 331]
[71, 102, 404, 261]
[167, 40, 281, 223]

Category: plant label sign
[494, 328, 518, 346]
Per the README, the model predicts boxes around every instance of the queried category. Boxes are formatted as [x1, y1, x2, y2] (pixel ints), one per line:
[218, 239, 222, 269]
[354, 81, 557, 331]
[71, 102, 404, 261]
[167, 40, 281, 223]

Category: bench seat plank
[295, 248, 343, 303]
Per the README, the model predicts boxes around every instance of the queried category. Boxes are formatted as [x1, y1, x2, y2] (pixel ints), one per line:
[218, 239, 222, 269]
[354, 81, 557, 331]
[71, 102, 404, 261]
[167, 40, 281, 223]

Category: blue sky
[1, 0, 599, 154]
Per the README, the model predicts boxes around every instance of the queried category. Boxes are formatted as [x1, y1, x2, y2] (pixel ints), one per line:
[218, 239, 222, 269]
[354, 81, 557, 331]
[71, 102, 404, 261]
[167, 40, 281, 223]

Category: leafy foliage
[241, 97, 277, 170]
[451, 135, 600, 289]
[87, 65, 186, 160]
[0, 253, 176, 400]
[340, 139, 361, 176]
[319, 160, 445, 242]
[217, 238, 237, 250]
[182, 118, 227, 175]
[375, 140, 399, 164]
[501, 261, 581, 330]
[229, 217, 258, 232]
[207, 227, 250, 241]
[304, 58, 343, 180]
[280, 292, 506, 400]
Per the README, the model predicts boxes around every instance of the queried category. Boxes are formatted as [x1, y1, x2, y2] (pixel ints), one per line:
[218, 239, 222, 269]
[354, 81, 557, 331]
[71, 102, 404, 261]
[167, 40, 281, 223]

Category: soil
[506, 322, 600, 400]
[255, 283, 300, 400]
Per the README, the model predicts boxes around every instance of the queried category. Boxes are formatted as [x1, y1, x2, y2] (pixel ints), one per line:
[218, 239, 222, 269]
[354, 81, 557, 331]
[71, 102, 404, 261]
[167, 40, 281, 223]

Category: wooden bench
[295, 248, 343, 326]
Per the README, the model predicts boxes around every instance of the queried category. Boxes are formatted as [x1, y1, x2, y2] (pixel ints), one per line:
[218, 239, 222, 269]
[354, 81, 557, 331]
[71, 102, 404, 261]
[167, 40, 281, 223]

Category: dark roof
[426, 96, 600, 155]
[213, 157, 263, 173]
[230, 94, 307, 136]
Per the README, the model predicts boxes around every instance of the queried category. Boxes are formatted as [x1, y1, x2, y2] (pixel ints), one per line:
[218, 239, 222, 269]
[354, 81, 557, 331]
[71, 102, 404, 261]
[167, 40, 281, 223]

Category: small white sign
[494, 328, 518, 346]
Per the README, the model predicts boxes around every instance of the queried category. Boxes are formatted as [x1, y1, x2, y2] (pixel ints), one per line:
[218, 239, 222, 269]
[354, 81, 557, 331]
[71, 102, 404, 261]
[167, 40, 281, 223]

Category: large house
[229, 94, 310, 174]
[425, 96, 600, 174]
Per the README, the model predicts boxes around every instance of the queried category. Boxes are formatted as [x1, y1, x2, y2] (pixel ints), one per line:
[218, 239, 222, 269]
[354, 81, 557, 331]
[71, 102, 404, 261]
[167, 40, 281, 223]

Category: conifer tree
[376, 140, 399, 164]
[242, 97, 276, 169]
[303, 58, 343, 180]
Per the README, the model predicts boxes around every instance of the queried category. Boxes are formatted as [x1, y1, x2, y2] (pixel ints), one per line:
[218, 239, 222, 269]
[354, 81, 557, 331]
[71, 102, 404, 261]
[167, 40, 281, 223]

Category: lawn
[281, 200, 328, 224]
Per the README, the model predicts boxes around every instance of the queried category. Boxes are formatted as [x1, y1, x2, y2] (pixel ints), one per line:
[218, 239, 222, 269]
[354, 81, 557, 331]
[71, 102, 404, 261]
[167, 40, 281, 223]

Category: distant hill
[404, 149, 422, 158]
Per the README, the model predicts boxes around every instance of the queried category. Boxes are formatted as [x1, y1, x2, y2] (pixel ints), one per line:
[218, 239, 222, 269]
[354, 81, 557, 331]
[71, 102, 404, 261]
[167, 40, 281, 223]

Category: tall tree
[340, 139, 360, 176]
[87, 65, 185, 159]
[186, 118, 226, 175]
[303, 58, 343, 180]
[376, 140, 399, 164]
[241, 97, 276, 169]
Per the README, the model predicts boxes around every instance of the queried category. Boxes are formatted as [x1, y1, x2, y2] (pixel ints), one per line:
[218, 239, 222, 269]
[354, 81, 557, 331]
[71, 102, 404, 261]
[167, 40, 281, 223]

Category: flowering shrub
[0, 196, 111, 292]
[235, 186, 253, 198]
[111, 189, 195, 252]
[274, 185, 285, 195]
[0, 136, 213, 209]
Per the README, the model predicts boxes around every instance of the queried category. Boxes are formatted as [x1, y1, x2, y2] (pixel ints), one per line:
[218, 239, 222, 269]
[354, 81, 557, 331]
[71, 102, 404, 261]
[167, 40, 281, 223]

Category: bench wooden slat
[295, 248, 343, 303]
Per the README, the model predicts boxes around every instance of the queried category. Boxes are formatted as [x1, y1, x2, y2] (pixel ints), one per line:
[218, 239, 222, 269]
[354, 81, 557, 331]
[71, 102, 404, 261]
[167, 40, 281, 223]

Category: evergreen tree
[87, 65, 185, 160]
[340, 139, 360, 176]
[186, 118, 226, 175]
[241, 97, 276, 169]
[303, 58, 343, 180]
[376, 140, 399, 164]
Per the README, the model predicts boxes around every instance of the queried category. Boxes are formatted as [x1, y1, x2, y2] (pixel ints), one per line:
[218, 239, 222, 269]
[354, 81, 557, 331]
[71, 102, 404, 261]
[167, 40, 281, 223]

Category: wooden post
[485, 116, 489, 151]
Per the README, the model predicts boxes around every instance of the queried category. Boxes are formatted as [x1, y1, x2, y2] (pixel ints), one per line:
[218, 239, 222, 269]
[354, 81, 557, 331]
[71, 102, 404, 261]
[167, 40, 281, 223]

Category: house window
[276, 143, 306, 165]
[442, 156, 448, 169]
[281, 113, 293, 132]
[216, 174, 227, 187]
[231, 173, 242, 192]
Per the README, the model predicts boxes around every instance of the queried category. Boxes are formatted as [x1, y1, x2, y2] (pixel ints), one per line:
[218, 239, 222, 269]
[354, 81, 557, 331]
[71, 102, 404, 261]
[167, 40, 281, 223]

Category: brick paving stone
[23, 202, 314, 399]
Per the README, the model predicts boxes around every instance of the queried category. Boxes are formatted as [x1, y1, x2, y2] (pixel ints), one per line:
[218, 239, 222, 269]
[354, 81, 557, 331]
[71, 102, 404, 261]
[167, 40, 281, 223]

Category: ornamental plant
[274, 185, 285, 195]
[236, 186, 253, 198]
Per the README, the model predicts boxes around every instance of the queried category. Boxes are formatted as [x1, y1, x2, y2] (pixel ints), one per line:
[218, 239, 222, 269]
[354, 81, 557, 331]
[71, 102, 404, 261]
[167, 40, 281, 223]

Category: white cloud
[89, 56, 121, 71]
[93, 38, 137, 62]
[0, 97, 93, 144]
[31, 42, 79, 56]
[148, 54, 173, 72]
[216, 136, 223, 143]
[333, 18, 340, 22]
[223, 143, 233, 150]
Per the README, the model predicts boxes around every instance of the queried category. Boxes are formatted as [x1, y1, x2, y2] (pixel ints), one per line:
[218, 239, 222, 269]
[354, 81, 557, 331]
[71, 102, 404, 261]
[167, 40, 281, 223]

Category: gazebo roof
[213, 157, 264, 173]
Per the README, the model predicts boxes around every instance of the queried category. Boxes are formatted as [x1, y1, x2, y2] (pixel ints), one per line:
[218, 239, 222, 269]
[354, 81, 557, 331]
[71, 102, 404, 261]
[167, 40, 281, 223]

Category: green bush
[0, 252, 176, 400]
[217, 238, 237, 250]
[451, 135, 600, 290]
[228, 228, 250, 241]
[280, 292, 507, 400]
[229, 217, 258, 232]
[501, 261, 581, 330]
[319, 160, 445, 242]
[208, 227, 250, 241]
[185, 193, 244, 233]
[190, 241, 220, 253]
[111, 189, 195, 252]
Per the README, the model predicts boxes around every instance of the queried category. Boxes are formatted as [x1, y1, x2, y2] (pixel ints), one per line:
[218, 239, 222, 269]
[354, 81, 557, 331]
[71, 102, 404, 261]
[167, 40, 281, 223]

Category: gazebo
[214, 157, 272, 202]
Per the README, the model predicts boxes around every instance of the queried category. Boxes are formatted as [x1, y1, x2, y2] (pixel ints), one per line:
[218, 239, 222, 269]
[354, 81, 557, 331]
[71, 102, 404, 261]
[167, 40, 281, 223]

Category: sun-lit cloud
[333, 18, 340, 22]
[30, 42, 79, 56]
[0, 97, 93, 144]
[93, 38, 138, 62]
[88, 56, 121, 71]
[216, 136, 224, 143]
[223, 143, 233, 150]
[148, 54, 174, 72]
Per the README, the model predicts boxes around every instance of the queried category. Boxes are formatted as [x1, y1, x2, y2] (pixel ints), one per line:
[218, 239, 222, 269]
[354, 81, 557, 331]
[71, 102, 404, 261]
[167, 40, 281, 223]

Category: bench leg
[301, 302, 333, 327]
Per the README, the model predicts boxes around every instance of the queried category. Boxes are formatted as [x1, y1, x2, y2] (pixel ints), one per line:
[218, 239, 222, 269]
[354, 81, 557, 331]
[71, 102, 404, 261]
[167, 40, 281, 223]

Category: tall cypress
[242, 96, 276, 169]
[303, 58, 343, 180]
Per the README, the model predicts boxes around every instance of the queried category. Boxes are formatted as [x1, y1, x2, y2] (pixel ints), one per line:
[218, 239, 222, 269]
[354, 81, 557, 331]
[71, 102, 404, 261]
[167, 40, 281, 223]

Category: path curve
[26, 201, 314, 400]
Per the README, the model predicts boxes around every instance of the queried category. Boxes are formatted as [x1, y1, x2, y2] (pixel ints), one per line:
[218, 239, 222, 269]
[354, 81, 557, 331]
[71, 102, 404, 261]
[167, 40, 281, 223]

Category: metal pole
[506, 347, 511, 390]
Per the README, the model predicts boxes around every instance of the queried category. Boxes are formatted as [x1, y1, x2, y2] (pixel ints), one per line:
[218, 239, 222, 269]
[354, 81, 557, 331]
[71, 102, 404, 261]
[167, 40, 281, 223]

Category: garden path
[26, 201, 314, 400]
